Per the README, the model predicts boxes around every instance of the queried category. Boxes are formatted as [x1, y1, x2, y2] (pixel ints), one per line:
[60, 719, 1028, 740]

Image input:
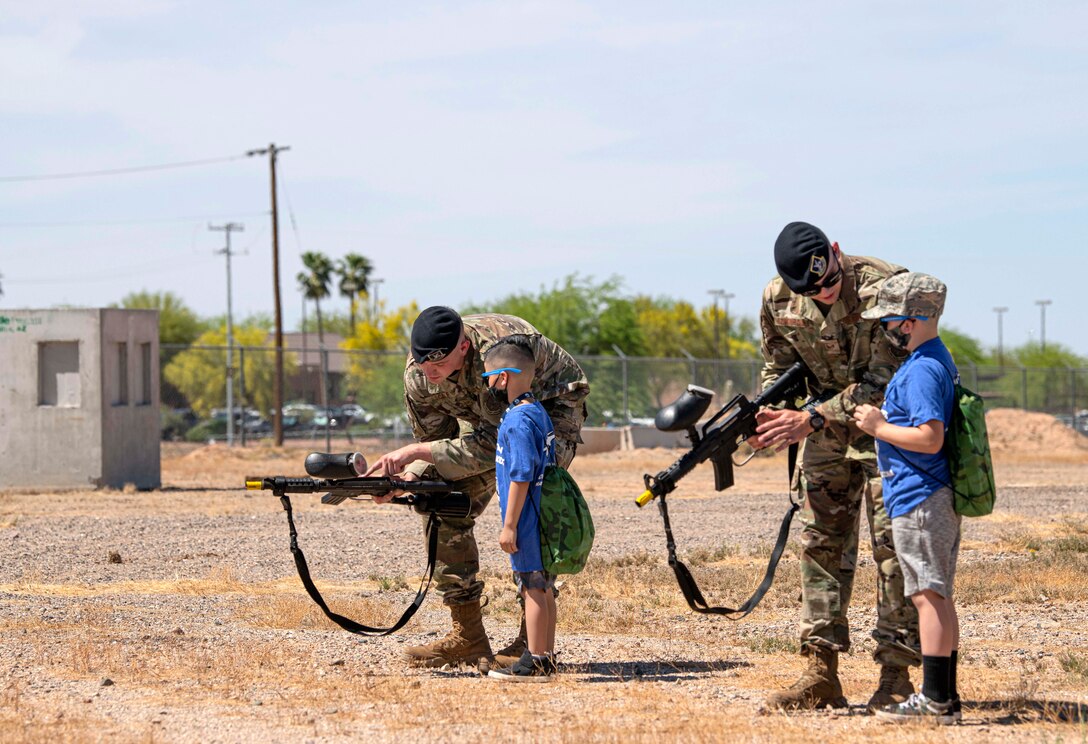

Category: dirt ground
[1, 413, 1087, 743]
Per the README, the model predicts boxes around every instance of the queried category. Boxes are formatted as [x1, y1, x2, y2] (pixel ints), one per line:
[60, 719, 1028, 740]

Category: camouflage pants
[420, 439, 578, 606]
[798, 442, 921, 667]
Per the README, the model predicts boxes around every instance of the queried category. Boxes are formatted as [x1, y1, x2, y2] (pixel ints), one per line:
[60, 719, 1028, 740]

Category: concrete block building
[0, 308, 160, 489]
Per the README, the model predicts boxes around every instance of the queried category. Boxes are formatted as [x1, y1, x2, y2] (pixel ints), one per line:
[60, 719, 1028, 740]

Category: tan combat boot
[764, 647, 849, 710]
[403, 600, 494, 668]
[867, 664, 914, 711]
[493, 613, 527, 668]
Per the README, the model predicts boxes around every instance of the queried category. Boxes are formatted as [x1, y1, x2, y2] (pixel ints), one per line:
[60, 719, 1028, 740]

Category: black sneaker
[949, 695, 963, 722]
[487, 650, 554, 683]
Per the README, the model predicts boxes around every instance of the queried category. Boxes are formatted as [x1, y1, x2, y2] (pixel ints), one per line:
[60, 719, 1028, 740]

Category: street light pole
[1035, 299, 1052, 351]
[707, 289, 726, 357]
[993, 306, 1008, 366]
[370, 277, 385, 321]
[721, 292, 735, 359]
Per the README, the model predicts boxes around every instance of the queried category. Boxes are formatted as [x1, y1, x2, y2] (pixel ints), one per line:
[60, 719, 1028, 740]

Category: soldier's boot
[867, 664, 914, 711]
[764, 647, 849, 710]
[493, 613, 528, 668]
[403, 601, 493, 668]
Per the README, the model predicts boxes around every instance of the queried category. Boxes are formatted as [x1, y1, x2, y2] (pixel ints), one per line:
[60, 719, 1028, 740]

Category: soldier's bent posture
[748, 222, 921, 711]
[365, 306, 588, 668]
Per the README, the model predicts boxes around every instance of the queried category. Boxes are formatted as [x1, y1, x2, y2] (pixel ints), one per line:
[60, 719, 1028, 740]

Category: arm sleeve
[902, 362, 952, 428]
[820, 321, 904, 422]
[403, 386, 498, 480]
[503, 418, 541, 484]
[759, 293, 804, 393]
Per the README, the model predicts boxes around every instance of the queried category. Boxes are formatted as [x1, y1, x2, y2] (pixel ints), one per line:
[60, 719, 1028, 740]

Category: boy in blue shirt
[481, 337, 558, 682]
[853, 272, 961, 724]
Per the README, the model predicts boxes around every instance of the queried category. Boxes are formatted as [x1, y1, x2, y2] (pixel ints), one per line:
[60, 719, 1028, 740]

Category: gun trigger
[321, 492, 348, 506]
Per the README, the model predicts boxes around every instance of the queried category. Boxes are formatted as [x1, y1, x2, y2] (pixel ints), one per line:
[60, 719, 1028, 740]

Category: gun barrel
[754, 362, 807, 408]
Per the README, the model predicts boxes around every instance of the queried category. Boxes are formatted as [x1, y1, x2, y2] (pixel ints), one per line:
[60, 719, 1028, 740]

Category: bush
[185, 418, 227, 443]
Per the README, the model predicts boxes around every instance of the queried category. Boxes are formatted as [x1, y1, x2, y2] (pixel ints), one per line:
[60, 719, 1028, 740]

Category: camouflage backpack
[945, 373, 996, 517]
[527, 427, 594, 574]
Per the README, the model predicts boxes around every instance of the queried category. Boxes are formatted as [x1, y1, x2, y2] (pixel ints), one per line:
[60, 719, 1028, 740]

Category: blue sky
[2, 1, 1086, 355]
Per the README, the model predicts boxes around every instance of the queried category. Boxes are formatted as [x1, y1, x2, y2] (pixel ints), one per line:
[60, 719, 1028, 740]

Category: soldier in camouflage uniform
[749, 222, 922, 711]
[365, 306, 589, 668]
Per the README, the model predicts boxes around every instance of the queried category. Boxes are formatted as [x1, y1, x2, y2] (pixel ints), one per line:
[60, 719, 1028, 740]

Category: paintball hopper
[305, 452, 367, 479]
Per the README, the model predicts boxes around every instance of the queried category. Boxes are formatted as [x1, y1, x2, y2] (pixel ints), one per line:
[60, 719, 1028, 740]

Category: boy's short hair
[483, 335, 536, 374]
[861, 272, 947, 320]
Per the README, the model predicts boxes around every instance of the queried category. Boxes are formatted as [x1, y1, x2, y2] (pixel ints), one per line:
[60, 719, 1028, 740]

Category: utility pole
[370, 277, 385, 321]
[247, 143, 290, 445]
[1035, 299, 1052, 352]
[210, 222, 245, 446]
[993, 306, 1008, 366]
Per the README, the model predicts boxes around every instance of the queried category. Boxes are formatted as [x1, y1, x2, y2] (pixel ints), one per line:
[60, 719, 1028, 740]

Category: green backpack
[944, 373, 996, 517]
[532, 443, 595, 575]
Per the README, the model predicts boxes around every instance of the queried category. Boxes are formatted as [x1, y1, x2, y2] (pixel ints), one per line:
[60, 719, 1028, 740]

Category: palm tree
[297, 252, 334, 346]
[336, 253, 373, 335]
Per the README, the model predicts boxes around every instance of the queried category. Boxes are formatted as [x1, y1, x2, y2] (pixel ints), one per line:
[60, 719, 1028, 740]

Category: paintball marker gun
[637, 362, 808, 507]
[636, 362, 809, 619]
[246, 451, 470, 518]
[246, 452, 469, 636]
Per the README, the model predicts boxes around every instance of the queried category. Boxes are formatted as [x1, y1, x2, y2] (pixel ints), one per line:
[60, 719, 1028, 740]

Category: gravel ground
[1, 446, 1086, 742]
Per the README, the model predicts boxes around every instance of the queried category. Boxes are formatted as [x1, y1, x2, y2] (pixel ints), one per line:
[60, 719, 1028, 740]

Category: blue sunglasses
[880, 315, 928, 326]
[481, 367, 521, 378]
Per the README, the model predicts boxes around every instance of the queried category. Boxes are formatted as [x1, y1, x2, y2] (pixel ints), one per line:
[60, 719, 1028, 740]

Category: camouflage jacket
[403, 314, 590, 481]
[760, 254, 908, 456]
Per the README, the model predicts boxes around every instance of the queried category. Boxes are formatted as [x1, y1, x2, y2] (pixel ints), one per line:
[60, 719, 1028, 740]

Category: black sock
[950, 650, 959, 701]
[922, 655, 952, 703]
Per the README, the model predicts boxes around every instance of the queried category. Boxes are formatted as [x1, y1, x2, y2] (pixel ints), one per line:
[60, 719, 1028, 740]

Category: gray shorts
[513, 570, 556, 592]
[891, 487, 962, 599]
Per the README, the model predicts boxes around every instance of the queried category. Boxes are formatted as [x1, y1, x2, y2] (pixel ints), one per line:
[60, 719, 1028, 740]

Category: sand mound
[986, 408, 1088, 454]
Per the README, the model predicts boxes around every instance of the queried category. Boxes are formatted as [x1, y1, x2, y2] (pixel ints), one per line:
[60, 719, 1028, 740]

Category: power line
[0, 210, 270, 229]
[6, 255, 219, 285]
[0, 153, 250, 183]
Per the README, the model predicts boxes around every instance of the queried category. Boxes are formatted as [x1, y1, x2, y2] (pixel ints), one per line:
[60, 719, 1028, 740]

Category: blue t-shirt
[495, 400, 555, 573]
[877, 337, 957, 519]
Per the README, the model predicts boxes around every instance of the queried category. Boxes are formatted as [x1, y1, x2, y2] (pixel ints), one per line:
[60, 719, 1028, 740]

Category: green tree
[466, 274, 651, 423]
[113, 290, 207, 346]
[297, 252, 334, 346]
[336, 253, 374, 336]
[466, 274, 646, 355]
[941, 326, 988, 366]
[341, 301, 419, 416]
[163, 324, 296, 419]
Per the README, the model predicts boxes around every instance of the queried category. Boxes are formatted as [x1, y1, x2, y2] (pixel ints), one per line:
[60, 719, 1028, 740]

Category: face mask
[883, 321, 912, 350]
[487, 378, 508, 406]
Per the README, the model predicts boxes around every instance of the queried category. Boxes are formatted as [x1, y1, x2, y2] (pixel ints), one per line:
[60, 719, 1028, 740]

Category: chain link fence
[159, 344, 1088, 444]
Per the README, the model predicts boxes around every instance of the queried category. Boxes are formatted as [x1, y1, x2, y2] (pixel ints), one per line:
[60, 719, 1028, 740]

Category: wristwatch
[805, 404, 825, 432]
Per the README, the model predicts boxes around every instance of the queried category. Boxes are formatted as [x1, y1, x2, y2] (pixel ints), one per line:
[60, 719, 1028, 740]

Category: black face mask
[487, 381, 508, 406]
[883, 321, 912, 350]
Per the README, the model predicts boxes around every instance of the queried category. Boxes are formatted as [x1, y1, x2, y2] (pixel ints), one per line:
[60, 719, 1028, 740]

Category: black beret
[774, 221, 833, 293]
[411, 306, 464, 363]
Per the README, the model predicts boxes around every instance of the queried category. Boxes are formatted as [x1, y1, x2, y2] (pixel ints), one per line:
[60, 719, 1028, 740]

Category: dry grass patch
[235, 592, 413, 631]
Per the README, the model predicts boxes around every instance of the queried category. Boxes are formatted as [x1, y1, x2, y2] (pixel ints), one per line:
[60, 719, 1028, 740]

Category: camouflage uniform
[402, 314, 589, 606]
[760, 254, 921, 668]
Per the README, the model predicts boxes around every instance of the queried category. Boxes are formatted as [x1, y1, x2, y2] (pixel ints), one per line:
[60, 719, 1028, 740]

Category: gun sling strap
[657, 442, 799, 620]
[279, 494, 439, 636]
